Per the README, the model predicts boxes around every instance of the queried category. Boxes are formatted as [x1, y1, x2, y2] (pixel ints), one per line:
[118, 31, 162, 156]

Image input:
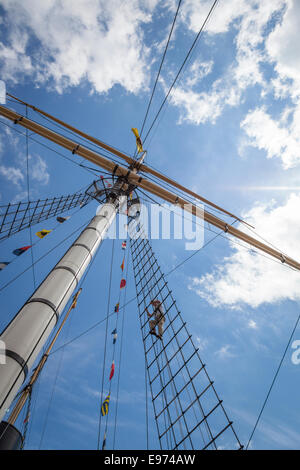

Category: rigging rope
[140, 199, 189, 448]
[136, 189, 300, 276]
[134, 0, 183, 158]
[129, 220, 243, 450]
[20, 238, 104, 449]
[25, 105, 36, 290]
[142, 0, 219, 146]
[0, 119, 99, 178]
[97, 239, 115, 450]
[112, 244, 130, 449]
[38, 304, 73, 449]
[20, 389, 32, 450]
[246, 312, 300, 450]
[0, 210, 92, 297]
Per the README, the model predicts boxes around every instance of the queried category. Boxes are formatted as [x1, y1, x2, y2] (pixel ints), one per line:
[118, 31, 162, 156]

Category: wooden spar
[6, 94, 249, 226]
[0, 104, 299, 271]
[6, 93, 134, 164]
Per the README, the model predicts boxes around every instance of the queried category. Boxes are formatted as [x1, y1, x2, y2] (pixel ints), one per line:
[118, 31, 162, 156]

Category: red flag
[23, 411, 30, 424]
[13, 246, 32, 256]
[109, 360, 115, 380]
[120, 257, 125, 272]
[122, 241, 126, 249]
[120, 279, 126, 289]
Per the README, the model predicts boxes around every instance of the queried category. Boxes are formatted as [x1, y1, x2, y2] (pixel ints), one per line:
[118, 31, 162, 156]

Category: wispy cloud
[214, 344, 236, 360]
[232, 406, 300, 449]
[248, 319, 258, 330]
[30, 154, 50, 185]
[0, 164, 24, 186]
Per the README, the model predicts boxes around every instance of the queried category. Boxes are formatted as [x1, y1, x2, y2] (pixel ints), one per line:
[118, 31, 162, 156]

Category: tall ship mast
[0, 0, 299, 452]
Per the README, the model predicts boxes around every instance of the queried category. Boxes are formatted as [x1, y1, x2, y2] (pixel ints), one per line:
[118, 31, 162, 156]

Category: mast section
[0, 193, 124, 423]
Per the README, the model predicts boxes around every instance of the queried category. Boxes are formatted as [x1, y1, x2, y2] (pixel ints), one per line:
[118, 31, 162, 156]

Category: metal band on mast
[0, 289, 82, 449]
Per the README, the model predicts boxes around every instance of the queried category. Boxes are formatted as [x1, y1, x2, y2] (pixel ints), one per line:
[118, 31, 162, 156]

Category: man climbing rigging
[146, 299, 165, 340]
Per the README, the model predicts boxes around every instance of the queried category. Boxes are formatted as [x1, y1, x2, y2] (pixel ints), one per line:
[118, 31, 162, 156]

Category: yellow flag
[101, 394, 110, 416]
[36, 229, 52, 239]
[131, 128, 143, 153]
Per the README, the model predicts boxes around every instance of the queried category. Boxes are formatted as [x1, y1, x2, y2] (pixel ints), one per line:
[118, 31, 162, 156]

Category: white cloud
[30, 154, 49, 185]
[0, 0, 158, 94]
[0, 29, 33, 83]
[185, 59, 213, 87]
[11, 191, 30, 203]
[214, 344, 236, 360]
[188, 193, 300, 308]
[266, 0, 300, 89]
[233, 407, 300, 449]
[0, 137, 49, 190]
[169, 71, 241, 125]
[167, 1, 285, 125]
[238, 1, 300, 169]
[180, 0, 247, 35]
[0, 164, 24, 186]
[248, 319, 258, 329]
[195, 336, 209, 351]
[241, 106, 300, 169]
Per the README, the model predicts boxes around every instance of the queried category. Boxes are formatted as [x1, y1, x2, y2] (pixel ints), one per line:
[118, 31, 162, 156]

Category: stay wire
[38, 303, 73, 449]
[137, 171, 237, 220]
[49, 221, 298, 359]
[0, 199, 91, 294]
[112, 243, 130, 449]
[97, 239, 115, 450]
[136, 189, 300, 276]
[246, 312, 300, 450]
[22, 230, 103, 449]
[0, 202, 92, 292]
[134, 0, 183, 158]
[143, 0, 219, 145]
[0, 213, 92, 296]
[0, 119, 99, 178]
[30, 105, 132, 164]
[20, 388, 32, 450]
[25, 105, 36, 290]
[103, 240, 123, 449]
[5, 95, 132, 165]
[49, 201, 300, 359]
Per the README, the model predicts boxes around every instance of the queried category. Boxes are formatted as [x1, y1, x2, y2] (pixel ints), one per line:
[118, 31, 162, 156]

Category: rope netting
[129, 221, 243, 450]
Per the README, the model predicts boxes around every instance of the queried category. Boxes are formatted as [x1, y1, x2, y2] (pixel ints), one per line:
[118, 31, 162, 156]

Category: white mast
[0, 196, 123, 422]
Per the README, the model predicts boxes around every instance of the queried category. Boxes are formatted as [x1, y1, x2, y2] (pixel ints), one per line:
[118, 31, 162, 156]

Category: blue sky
[1, 0, 300, 450]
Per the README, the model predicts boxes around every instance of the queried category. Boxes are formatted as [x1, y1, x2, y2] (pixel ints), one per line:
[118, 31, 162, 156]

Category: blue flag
[111, 328, 117, 344]
[13, 246, 31, 256]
